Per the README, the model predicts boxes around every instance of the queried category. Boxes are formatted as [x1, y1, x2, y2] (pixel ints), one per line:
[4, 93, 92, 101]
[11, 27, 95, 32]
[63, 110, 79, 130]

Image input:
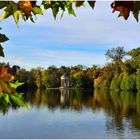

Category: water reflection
[25, 89, 93, 111]
[0, 89, 139, 138]
[60, 89, 69, 107]
[24, 88, 140, 132]
[93, 89, 140, 138]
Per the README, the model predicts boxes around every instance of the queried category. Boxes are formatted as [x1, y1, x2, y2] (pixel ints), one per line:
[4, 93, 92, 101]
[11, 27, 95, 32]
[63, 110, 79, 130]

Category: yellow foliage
[0, 66, 14, 81]
[73, 71, 85, 78]
[18, 0, 33, 19]
[94, 76, 103, 88]
[0, 66, 15, 94]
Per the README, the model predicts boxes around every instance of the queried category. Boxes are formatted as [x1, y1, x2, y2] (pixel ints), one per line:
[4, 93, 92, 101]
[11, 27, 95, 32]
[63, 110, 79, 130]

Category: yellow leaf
[0, 66, 15, 94]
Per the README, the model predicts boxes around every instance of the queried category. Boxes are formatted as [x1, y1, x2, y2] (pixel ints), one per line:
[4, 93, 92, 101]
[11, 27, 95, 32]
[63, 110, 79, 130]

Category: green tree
[11, 65, 20, 75]
[136, 69, 140, 91]
[110, 78, 117, 90]
[16, 69, 28, 83]
[32, 68, 42, 88]
[120, 75, 136, 91]
[105, 47, 126, 62]
[127, 47, 140, 59]
[41, 69, 47, 88]
[110, 75, 122, 90]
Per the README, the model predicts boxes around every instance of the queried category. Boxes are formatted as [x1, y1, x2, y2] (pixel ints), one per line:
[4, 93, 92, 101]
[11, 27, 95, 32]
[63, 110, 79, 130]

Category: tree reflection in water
[23, 88, 140, 132]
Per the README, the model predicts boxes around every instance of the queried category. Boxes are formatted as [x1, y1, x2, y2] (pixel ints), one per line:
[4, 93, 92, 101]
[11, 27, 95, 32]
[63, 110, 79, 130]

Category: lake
[0, 89, 140, 138]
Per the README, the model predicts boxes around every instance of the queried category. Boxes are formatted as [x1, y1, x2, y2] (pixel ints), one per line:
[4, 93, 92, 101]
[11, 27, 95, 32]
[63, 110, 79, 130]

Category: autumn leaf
[18, 0, 33, 19]
[0, 66, 14, 81]
[0, 66, 15, 94]
[111, 1, 134, 20]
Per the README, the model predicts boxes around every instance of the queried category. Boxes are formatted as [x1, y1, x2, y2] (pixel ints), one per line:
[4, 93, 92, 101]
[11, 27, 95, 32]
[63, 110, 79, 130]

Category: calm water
[0, 89, 140, 138]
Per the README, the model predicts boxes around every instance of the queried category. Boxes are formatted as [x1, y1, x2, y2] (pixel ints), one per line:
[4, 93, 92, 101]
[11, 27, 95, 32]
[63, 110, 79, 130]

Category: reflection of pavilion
[60, 73, 70, 88]
[60, 89, 69, 105]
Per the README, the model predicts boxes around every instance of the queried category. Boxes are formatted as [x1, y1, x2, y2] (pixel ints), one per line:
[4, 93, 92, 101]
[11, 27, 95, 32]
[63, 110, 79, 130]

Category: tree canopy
[105, 46, 126, 62]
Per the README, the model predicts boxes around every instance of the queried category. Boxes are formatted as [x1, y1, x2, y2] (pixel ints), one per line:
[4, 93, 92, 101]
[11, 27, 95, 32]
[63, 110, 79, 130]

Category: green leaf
[11, 2, 19, 25]
[9, 81, 24, 89]
[0, 10, 7, 21]
[88, 1, 96, 9]
[3, 93, 10, 104]
[13, 10, 25, 25]
[75, 1, 84, 8]
[19, 11, 26, 22]
[30, 15, 35, 23]
[13, 10, 20, 26]
[60, 10, 64, 19]
[0, 2, 6, 9]
[13, 93, 24, 99]
[52, 6, 59, 19]
[0, 44, 4, 57]
[133, 11, 139, 22]
[59, 2, 66, 11]
[42, 0, 51, 9]
[132, 1, 140, 22]
[10, 94, 28, 109]
[66, 2, 76, 17]
[69, 9, 76, 17]
[133, 1, 140, 12]
[40, 4, 45, 11]
[118, 12, 123, 18]
[0, 5, 12, 21]
[33, 7, 43, 15]
[44, 4, 51, 10]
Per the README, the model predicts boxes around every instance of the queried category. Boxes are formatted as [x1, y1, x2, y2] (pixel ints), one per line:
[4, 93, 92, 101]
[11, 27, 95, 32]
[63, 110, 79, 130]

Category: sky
[0, 1, 140, 70]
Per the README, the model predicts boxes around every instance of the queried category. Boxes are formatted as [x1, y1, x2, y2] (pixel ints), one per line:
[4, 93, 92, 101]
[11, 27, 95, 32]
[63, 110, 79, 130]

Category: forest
[1, 46, 140, 91]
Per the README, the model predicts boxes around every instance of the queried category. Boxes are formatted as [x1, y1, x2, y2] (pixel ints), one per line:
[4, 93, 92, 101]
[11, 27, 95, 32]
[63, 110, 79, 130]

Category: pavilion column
[60, 74, 70, 88]
[61, 79, 64, 87]
[62, 79, 64, 87]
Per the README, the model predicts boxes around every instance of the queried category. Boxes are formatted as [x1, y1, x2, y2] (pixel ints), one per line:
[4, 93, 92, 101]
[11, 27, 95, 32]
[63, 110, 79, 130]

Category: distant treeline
[1, 47, 140, 91]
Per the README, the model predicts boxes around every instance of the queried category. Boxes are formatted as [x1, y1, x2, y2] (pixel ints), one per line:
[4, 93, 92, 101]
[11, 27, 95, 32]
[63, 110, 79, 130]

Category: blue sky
[0, 1, 140, 69]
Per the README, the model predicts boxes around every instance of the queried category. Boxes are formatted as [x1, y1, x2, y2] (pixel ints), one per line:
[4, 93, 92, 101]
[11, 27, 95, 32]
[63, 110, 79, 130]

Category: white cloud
[1, 48, 106, 69]
[32, 48, 106, 68]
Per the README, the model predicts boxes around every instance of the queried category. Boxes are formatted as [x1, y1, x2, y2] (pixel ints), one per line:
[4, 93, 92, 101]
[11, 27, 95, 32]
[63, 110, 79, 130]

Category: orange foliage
[18, 0, 34, 19]
[94, 77, 103, 88]
[111, 1, 134, 20]
[0, 66, 14, 81]
[0, 66, 15, 94]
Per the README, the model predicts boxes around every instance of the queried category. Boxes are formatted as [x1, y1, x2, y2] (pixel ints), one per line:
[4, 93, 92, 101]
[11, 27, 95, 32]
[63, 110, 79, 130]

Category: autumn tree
[32, 68, 43, 88]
